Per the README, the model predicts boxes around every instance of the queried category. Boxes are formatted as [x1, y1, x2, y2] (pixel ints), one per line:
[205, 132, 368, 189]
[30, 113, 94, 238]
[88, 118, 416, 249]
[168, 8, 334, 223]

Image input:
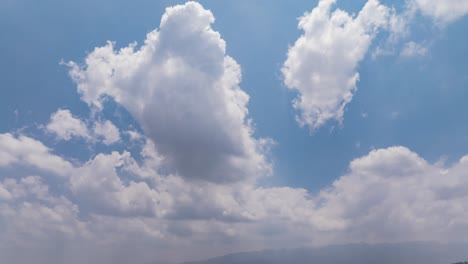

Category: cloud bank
[2, 132, 468, 263]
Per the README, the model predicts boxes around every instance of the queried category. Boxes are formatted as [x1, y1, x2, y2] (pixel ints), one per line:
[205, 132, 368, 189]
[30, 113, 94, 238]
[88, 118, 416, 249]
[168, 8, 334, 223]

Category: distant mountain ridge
[180, 242, 468, 264]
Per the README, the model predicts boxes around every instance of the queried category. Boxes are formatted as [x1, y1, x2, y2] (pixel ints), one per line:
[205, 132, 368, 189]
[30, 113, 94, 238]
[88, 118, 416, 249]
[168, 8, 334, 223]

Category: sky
[0, 0, 468, 263]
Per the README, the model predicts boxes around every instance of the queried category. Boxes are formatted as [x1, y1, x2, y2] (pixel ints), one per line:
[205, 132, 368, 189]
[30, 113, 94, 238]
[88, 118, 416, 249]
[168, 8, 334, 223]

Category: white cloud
[282, 0, 391, 130]
[85, 144, 468, 245]
[156, 146, 468, 246]
[93, 119, 121, 145]
[400, 41, 428, 57]
[372, 0, 468, 60]
[2, 130, 468, 262]
[0, 133, 74, 176]
[0, 176, 89, 249]
[124, 130, 143, 142]
[410, 0, 468, 24]
[47, 109, 121, 145]
[69, 151, 162, 217]
[67, 1, 271, 183]
[46, 109, 89, 141]
[313, 147, 468, 242]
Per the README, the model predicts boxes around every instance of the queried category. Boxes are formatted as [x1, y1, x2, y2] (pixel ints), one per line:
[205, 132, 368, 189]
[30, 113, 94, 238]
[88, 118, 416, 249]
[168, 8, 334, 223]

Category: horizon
[180, 241, 468, 264]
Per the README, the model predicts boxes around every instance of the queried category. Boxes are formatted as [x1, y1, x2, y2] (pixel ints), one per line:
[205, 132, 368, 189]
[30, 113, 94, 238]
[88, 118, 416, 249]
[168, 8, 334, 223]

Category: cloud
[0, 133, 74, 176]
[2, 1, 468, 263]
[67, 1, 271, 183]
[2, 128, 468, 263]
[314, 147, 468, 242]
[46, 109, 121, 145]
[0, 176, 88, 245]
[282, 0, 391, 130]
[46, 109, 90, 141]
[92, 119, 121, 145]
[282, 0, 467, 131]
[153, 146, 468, 245]
[371, 1, 467, 60]
[124, 130, 143, 142]
[400, 41, 429, 57]
[69, 151, 166, 217]
[410, 0, 468, 24]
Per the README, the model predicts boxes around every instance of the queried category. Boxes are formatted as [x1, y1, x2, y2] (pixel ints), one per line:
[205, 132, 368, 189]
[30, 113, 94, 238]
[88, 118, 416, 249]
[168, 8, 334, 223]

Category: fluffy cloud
[0, 176, 89, 249]
[46, 109, 89, 141]
[162, 147, 468, 244]
[315, 147, 468, 242]
[92, 119, 121, 145]
[282, 0, 391, 130]
[3, 132, 468, 263]
[0, 133, 74, 176]
[282, 0, 460, 130]
[67, 1, 271, 183]
[69, 151, 161, 217]
[410, 0, 468, 24]
[153, 146, 468, 246]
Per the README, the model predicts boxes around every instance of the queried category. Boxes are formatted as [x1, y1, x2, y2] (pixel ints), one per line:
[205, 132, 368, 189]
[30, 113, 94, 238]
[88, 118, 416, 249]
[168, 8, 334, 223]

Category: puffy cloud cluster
[2, 131, 468, 263]
[0, 176, 86, 238]
[69, 151, 161, 217]
[282, 0, 392, 130]
[317, 147, 468, 242]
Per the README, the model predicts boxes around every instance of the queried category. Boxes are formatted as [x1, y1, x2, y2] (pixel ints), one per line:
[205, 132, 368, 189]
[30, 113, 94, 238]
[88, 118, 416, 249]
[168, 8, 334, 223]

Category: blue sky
[1, 0, 468, 263]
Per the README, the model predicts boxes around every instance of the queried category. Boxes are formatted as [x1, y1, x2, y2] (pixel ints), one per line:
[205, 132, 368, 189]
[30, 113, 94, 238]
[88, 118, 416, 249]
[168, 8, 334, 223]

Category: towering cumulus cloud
[68, 2, 271, 183]
[282, 0, 391, 130]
